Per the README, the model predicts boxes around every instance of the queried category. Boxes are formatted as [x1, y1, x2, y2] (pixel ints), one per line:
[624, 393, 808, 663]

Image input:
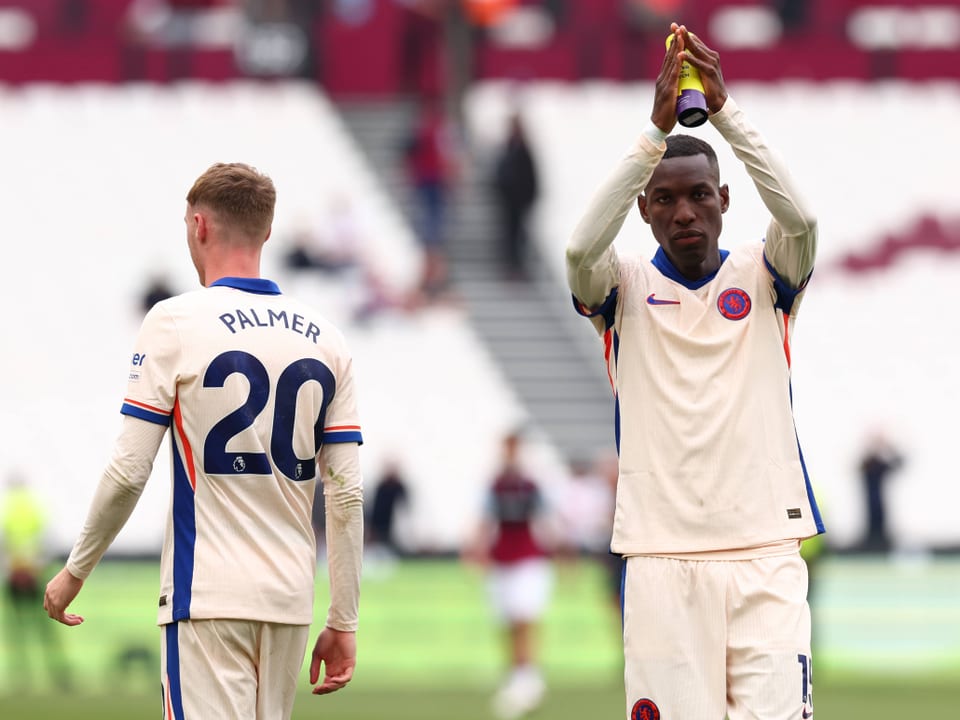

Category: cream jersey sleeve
[710, 96, 818, 288]
[566, 130, 667, 310]
[319, 441, 363, 632]
[66, 416, 167, 579]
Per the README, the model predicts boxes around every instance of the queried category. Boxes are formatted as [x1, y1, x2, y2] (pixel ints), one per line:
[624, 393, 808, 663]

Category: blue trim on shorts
[620, 559, 627, 634]
[165, 623, 185, 720]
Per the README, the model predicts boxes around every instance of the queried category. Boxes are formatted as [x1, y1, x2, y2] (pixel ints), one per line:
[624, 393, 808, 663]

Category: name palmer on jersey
[128, 305, 328, 382]
[218, 306, 324, 343]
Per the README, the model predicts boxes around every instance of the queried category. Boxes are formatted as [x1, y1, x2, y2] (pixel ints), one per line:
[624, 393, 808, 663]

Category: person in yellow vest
[1, 471, 71, 690]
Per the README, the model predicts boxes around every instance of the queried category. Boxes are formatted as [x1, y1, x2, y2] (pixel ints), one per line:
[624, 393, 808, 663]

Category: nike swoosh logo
[647, 293, 681, 306]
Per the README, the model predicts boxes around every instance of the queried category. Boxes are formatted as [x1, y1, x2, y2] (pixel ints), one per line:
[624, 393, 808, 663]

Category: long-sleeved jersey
[567, 97, 823, 555]
[68, 276, 363, 626]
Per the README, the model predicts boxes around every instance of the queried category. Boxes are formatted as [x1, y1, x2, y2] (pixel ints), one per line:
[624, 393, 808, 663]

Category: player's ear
[195, 213, 208, 242]
[719, 184, 730, 214]
[637, 194, 651, 224]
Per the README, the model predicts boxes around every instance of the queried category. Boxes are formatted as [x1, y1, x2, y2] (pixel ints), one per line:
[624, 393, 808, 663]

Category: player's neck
[201, 251, 263, 287]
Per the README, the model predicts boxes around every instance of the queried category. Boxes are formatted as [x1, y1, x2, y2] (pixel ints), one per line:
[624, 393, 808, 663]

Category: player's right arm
[566, 33, 680, 314]
[44, 416, 166, 625]
[45, 303, 177, 626]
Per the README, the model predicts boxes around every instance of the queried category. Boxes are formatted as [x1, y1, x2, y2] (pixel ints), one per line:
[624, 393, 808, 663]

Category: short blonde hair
[186, 163, 276, 239]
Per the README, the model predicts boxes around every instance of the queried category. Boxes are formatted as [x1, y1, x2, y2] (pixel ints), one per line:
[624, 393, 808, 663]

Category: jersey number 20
[203, 350, 335, 481]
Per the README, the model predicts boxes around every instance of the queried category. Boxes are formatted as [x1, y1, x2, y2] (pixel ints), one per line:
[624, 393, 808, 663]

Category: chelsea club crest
[717, 287, 752, 320]
[631, 698, 661, 720]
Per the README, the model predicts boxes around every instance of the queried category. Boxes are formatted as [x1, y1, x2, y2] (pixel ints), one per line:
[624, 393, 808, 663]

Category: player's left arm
[311, 440, 363, 694]
[681, 28, 817, 288]
[318, 440, 363, 632]
[44, 416, 167, 625]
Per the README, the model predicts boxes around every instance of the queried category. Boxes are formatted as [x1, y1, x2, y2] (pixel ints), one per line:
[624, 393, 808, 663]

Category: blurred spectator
[367, 461, 411, 556]
[141, 275, 175, 313]
[556, 455, 614, 558]
[773, 0, 809, 34]
[0, 472, 71, 691]
[463, 0, 516, 28]
[463, 432, 555, 720]
[558, 449, 623, 667]
[492, 111, 539, 281]
[575, 2, 605, 78]
[621, 0, 691, 79]
[402, 97, 459, 300]
[282, 218, 356, 276]
[57, 0, 89, 36]
[622, 0, 689, 33]
[122, 0, 220, 81]
[857, 432, 905, 553]
[282, 198, 411, 323]
[396, 0, 446, 97]
[238, 0, 323, 80]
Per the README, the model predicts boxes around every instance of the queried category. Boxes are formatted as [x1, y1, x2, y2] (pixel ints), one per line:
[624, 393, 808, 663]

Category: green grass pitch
[1, 557, 957, 718]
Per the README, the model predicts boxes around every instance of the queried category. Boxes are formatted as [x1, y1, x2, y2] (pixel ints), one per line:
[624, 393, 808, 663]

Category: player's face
[639, 154, 729, 281]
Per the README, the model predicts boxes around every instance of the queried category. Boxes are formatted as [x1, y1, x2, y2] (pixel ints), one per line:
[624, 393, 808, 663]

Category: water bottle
[666, 33, 709, 128]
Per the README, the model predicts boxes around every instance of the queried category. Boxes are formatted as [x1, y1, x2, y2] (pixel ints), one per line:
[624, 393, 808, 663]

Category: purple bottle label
[677, 88, 708, 127]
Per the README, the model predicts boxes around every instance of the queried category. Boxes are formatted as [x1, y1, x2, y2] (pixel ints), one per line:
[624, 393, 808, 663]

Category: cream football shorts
[622, 552, 813, 720]
[160, 618, 310, 720]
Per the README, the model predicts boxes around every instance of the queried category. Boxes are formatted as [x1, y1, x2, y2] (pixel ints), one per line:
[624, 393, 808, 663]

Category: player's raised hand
[651, 23, 684, 134]
[43, 566, 86, 626]
[673, 25, 728, 115]
[310, 627, 357, 695]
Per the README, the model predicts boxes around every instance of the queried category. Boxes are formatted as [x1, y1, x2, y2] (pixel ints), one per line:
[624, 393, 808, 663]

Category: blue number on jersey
[272, 358, 335, 481]
[203, 351, 335, 481]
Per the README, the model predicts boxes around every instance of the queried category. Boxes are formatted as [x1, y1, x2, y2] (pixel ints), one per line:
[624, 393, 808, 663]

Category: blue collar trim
[652, 247, 729, 290]
[210, 277, 281, 295]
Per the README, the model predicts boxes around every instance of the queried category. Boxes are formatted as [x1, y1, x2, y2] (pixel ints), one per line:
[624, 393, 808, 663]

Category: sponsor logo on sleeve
[129, 352, 147, 382]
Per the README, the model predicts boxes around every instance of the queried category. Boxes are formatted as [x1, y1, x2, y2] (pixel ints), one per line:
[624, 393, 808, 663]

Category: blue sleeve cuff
[572, 287, 619, 331]
[323, 430, 364, 446]
[762, 252, 811, 315]
[121, 402, 172, 426]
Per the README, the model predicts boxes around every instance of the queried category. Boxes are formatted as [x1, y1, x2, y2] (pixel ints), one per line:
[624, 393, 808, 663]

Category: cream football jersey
[568, 97, 823, 556]
[121, 277, 362, 625]
[577, 245, 823, 554]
